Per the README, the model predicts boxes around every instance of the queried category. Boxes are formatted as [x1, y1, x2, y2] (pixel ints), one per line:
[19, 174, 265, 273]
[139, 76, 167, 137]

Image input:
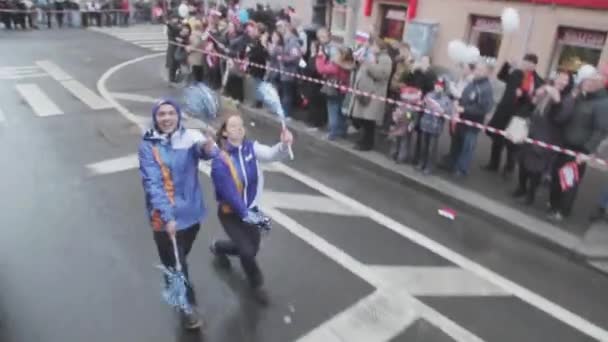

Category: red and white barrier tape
[0, 8, 130, 14]
[166, 38, 606, 167]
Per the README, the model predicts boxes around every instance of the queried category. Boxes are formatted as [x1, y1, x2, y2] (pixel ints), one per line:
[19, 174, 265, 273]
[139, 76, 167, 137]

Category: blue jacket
[138, 99, 218, 231]
[211, 139, 289, 218]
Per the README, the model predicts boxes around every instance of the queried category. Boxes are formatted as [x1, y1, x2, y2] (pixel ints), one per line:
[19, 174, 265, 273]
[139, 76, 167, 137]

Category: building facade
[326, 0, 608, 76]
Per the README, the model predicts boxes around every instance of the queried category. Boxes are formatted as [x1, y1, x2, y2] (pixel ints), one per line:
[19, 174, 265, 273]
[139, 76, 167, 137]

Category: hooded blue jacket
[138, 99, 218, 231]
[211, 139, 289, 219]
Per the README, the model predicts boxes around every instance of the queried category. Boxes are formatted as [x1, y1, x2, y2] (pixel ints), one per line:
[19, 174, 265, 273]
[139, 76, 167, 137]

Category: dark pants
[489, 135, 519, 173]
[279, 80, 295, 118]
[191, 65, 203, 83]
[418, 132, 440, 171]
[153, 224, 200, 305]
[356, 119, 376, 150]
[549, 152, 587, 216]
[517, 166, 542, 200]
[214, 212, 263, 288]
[54, 2, 64, 27]
[224, 74, 244, 102]
[452, 125, 480, 175]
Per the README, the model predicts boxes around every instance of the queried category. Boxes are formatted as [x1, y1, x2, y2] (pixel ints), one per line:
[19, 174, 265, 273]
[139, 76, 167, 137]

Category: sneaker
[547, 211, 564, 223]
[209, 241, 231, 270]
[181, 309, 203, 330]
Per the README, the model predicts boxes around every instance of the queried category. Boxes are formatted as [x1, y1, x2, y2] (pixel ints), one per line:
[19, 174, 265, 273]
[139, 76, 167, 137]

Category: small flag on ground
[438, 208, 456, 220]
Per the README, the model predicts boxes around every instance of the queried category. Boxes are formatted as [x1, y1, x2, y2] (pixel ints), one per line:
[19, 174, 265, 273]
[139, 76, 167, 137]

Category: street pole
[344, 0, 360, 47]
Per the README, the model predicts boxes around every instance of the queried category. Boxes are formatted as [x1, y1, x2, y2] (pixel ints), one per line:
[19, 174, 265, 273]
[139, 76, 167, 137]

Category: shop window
[330, 1, 347, 36]
[469, 16, 502, 58]
[551, 27, 606, 72]
[380, 6, 407, 42]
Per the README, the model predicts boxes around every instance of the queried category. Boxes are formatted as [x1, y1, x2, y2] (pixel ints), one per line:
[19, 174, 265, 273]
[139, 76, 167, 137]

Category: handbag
[558, 161, 580, 191]
[505, 116, 529, 144]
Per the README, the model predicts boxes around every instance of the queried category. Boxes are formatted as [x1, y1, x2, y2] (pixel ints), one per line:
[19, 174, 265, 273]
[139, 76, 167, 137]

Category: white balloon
[501, 7, 520, 33]
[465, 45, 480, 64]
[178, 4, 189, 18]
[576, 64, 598, 84]
[447, 40, 468, 63]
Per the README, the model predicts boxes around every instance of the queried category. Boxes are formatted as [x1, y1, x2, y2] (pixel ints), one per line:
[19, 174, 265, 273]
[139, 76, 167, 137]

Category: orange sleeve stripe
[151, 146, 176, 205]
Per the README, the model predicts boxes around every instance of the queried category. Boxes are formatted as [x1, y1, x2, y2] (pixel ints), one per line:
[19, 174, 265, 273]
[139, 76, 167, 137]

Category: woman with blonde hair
[187, 20, 205, 83]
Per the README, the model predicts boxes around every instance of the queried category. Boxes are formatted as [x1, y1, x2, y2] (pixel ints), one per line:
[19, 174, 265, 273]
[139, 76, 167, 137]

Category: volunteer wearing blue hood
[209, 113, 293, 303]
[138, 99, 217, 329]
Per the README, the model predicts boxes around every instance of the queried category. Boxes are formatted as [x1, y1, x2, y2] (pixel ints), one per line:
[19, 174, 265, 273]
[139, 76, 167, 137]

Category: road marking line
[297, 289, 420, 342]
[0, 73, 48, 80]
[35, 60, 72, 81]
[0, 106, 6, 124]
[0, 66, 40, 71]
[86, 154, 139, 175]
[150, 46, 168, 52]
[263, 209, 484, 342]
[137, 43, 167, 49]
[370, 265, 510, 296]
[264, 191, 364, 217]
[109, 92, 157, 103]
[15, 83, 63, 117]
[0, 69, 42, 75]
[35, 60, 111, 110]
[61, 79, 112, 110]
[272, 163, 608, 341]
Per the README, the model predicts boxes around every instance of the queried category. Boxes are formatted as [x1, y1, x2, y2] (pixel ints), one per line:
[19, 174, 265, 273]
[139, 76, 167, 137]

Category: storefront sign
[386, 9, 407, 21]
[472, 16, 501, 33]
[559, 27, 607, 48]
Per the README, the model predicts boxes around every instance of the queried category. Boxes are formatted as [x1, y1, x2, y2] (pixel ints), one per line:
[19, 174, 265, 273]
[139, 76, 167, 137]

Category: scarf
[521, 71, 534, 96]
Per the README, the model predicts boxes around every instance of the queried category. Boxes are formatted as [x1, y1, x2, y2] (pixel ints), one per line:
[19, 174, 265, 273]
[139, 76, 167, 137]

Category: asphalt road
[1, 27, 608, 342]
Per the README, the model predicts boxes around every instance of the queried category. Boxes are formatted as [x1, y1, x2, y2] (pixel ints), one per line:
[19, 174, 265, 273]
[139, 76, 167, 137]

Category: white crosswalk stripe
[0, 66, 48, 80]
[15, 83, 64, 117]
[0, 105, 6, 125]
[89, 26, 167, 52]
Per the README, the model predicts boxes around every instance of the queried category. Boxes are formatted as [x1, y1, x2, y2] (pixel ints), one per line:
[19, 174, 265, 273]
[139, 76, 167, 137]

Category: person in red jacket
[315, 46, 356, 140]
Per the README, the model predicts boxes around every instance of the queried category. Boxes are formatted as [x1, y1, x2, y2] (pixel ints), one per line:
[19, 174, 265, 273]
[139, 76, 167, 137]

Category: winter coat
[315, 54, 354, 96]
[554, 88, 608, 153]
[488, 62, 543, 133]
[390, 56, 412, 93]
[265, 43, 283, 83]
[280, 34, 302, 82]
[211, 140, 290, 219]
[138, 100, 218, 231]
[187, 31, 204, 67]
[350, 52, 392, 124]
[520, 92, 565, 173]
[420, 91, 453, 135]
[245, 38, 269, 80]
[458, 77, 494, 126]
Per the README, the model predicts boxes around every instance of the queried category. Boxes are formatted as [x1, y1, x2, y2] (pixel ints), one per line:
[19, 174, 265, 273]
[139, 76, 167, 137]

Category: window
[330, 1, 347, 36]
[469, 16, 502, 58]
[379, 6, 407, 41]
[551, 27, 606, 72]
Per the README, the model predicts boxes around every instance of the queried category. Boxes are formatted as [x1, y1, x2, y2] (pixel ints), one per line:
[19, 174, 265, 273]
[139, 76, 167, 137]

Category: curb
[235, 101, 608, 272]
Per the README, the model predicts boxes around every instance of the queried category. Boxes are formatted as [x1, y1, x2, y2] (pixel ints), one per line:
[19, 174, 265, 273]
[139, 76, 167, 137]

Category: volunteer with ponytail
[209, 113, 293, 303]
[138, 99, 218, 329]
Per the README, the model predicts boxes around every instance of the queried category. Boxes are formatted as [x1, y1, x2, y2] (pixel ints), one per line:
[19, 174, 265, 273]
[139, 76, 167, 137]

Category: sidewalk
[235, 100, 608, 274]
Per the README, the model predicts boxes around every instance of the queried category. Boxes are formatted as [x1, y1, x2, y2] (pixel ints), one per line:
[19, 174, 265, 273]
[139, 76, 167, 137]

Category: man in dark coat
[485, 53, 544, 178]
[548, 68, 608, 222]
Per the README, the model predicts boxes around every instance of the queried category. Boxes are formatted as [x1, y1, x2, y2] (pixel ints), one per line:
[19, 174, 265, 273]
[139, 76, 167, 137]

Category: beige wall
[353, 0, 608, 76]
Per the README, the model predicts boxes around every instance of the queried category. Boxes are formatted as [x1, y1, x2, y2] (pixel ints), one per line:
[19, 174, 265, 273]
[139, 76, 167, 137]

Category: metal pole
[344, 0, 360, 47]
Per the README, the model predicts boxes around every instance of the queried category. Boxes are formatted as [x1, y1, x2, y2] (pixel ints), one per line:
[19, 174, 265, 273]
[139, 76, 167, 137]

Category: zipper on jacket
[237, 146, 249, 208]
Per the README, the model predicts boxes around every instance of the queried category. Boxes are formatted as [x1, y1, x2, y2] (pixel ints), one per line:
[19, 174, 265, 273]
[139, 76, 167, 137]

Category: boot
[181, 308, 203, 330]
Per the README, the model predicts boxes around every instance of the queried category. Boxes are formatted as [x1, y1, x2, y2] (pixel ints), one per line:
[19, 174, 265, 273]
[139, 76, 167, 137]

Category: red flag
[407, 0, 417, 20]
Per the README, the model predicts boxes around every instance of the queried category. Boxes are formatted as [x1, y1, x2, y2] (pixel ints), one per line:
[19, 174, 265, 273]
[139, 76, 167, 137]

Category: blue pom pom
[182, 83, 220, 121]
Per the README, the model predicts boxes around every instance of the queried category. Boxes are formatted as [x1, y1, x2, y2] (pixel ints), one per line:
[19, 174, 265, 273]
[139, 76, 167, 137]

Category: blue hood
[151, 98, 183, 133]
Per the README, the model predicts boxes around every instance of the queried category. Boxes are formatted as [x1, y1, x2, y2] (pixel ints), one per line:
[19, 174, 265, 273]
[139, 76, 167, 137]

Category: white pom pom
[465, 45, 480, 64]
[447, 40, 468, 63]
[501, 7, 520, 33]
[178, 4, 189, 18]
[576, 64, 598, 84]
